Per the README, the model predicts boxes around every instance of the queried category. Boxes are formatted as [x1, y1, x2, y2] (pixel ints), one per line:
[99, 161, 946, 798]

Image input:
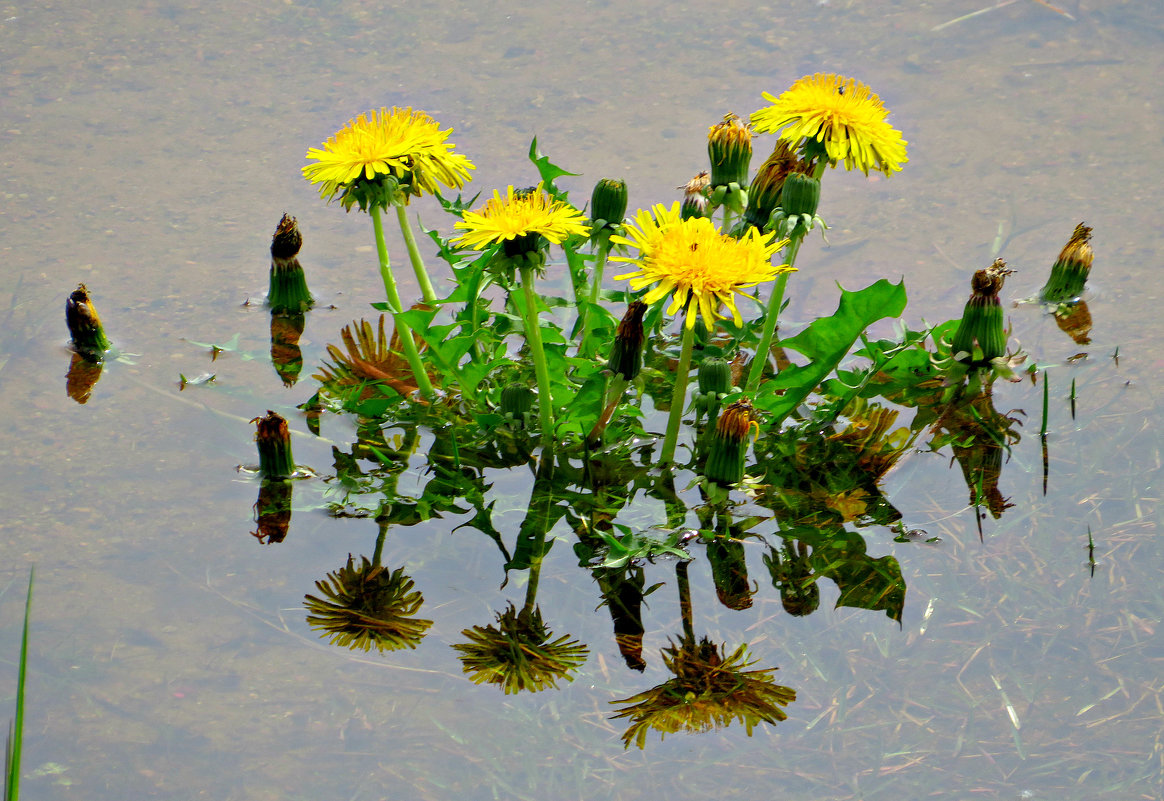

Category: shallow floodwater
[2, 1, 1163, 799]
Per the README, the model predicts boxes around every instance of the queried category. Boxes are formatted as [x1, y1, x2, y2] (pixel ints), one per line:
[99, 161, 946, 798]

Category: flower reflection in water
[611, 561, 795, 748]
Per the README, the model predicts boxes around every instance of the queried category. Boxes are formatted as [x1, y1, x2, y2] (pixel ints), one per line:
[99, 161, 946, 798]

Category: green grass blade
[5, 566, 32, 801]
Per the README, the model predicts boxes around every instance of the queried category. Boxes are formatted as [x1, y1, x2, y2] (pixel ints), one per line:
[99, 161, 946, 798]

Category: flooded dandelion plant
[228, 70, 1101, 755]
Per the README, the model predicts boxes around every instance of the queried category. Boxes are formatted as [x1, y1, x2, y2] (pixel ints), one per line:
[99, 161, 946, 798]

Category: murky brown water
[2, 0, 1162, 798]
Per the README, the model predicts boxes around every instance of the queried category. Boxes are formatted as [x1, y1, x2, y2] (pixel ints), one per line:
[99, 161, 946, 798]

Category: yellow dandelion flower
[302, 107, 474, 202]
[452, 184, 590, 251]
[750, 73, 908, 176]
[611, 202, 792, 330]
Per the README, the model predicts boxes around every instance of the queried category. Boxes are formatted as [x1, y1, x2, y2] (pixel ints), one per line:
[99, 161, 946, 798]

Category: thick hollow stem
[743, 156, 827, 393]
[676, 560, 695, 642]
[721, 207, 736, 235]
[745, 234, 802, 394]
[370, 206, 434, 400]
[371, 519, 388, 567]
[578, 239, 610, 358]
[394, 201, 438, 305]
[519, 264, 556, 444]
[659, 322, 696, 466]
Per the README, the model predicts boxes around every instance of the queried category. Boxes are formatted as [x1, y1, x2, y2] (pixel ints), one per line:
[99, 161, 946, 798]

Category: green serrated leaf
[754, 279, 907, 425]
[527, 137, 579, 196]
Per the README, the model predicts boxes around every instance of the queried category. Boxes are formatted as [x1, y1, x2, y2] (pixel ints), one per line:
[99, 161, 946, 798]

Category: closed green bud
[694, 356, 733, 415]
[500, 383, 536, 422]
[707, 113, 753, 192]
[707, 537, 754, 610]
[764, 544, 820, 617]
[780, 172, 820, 218]
[744, 141, 797, 231]
[589, 178, 628, 235]
[698, 357, 733, 396]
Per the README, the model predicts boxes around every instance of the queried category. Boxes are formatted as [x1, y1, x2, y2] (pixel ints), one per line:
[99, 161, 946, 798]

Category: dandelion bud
[708, 538, 754, 611]
[697, 356, 733, 397]
[703, 399, 756, 486]
[1054, 301, 1092, 346]
[253, 478, 292, 544]
[500, 383, 536, 425]
[950, 259, 1012, 364]
[707, 114, 752, 214]
[268, 214, 314, 314]
[271, 212, 302, 259]
[1040, 222, 1093, 304]
[606, 301, 647, 380]
[65, 352, 103, 404]
[65, 283, 112, 359]
[253, 410, 295, 479]
[779, 171, 820, 219]
[764, 544, 820, 617]
[589, 178, 628, 236]
[695, 356, 733, 416]
[744, 141, 798, 231]
[679, 171, 710, 220]
[270, 312, 306, 387]
[594, 566, 647, 672]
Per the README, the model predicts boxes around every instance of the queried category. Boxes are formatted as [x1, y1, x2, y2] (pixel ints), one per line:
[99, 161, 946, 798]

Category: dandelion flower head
[303, 107, 475, 203]
[453, 184, 589, 251]
[750, 73, 908, 176]
[612, 202, 792, 330]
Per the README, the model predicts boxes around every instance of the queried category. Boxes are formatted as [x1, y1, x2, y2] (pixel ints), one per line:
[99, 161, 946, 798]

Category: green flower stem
[743, 158, 827, 394]
[393, 200, 438, 305]
[676, 560, 695, 642]
[523, 531, 546, 615]
[371, 519, 388, 567]
[369, 206, 434, 400]
[659, 322, 696, 466]
[579, 238, 610, 358]
[721, 207, 736, 235]
[745, 229, 807, 394]
[519, 263, 556, 443]
[521, 455, 555, 613]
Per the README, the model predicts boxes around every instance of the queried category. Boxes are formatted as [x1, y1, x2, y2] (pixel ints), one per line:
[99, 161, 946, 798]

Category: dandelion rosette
[302, 107, 475, 209]
[611, 202, 791, 330]
[750, 73, 908, 176]
[452, 184, 589, 258]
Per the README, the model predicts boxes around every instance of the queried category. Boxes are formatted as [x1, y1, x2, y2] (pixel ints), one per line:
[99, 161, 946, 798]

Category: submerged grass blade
[5, 567, 32, 801]
[1041, 371, 1050, 495]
